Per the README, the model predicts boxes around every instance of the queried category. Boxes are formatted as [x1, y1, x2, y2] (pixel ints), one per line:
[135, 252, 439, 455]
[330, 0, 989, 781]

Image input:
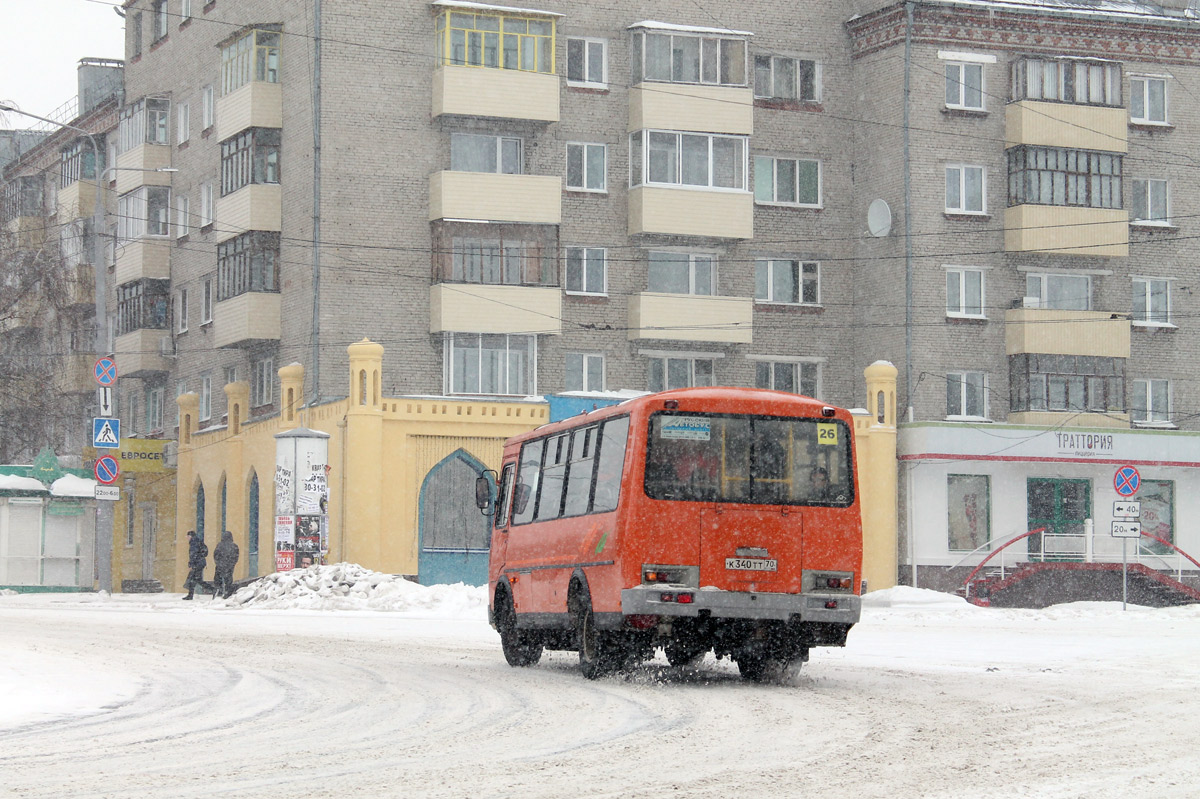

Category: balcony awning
[432, 0, 564, 17]
[628, 20, 753, 36]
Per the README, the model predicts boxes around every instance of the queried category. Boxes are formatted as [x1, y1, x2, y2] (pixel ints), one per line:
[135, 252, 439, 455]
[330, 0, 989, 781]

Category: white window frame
[565, 246, 606, 295]
[199, 181, 214, 227]
[146, 387, 164, 432]
[644, 351, 719, 392]
[566, 37, 607, 88]
[945, 266, 985, 318]
[755, 258, 819, 305]
[176, 102, 190, 145]
[647, 251, 717, 296]
[181, 0, 193, 21]
[753, 54, 820, 102]
[199, 374, 212, 422]
[201, 84, 214, 130]
[444, 333, 537, 396]
[224, 365, 238, 387]
[176, 288, 188, 333]
[946, 371, 989, 421]
[944, 61, 984, 110]
[1130, 75, 1168, 125]
[1025, 273, 1091, 311]
[1131, 178, 1169, 225]
[117, 186, 172, 242]
[201, 276, 214, 324]
[946, 164, 986, 214]
[565, 142, 606, 192]
[252, 356, 275, 406]
[1132, 276, 1172, 327]
[631, 28, 748, 87]
[753, 155, 821, 207]
[176, 194, 190, 238]
[565, 352, 605, 392]
[1131, 378, 1171, 426]
[750, 356, 820, 397]
[629, 129, 748, 192]
[450, 133, 522, 175]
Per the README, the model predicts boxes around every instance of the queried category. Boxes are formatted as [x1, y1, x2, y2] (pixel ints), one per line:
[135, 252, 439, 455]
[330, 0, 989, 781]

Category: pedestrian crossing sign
[92, 418, 121, 449]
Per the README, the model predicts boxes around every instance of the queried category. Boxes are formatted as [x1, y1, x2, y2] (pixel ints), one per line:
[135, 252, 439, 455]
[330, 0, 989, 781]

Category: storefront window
[1138, 479, 1173, 556]
[948, 475, 990, 552]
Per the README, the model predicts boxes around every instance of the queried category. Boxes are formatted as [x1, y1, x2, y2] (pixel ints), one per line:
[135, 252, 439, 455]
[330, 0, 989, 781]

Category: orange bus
[478, 387, 863, 680]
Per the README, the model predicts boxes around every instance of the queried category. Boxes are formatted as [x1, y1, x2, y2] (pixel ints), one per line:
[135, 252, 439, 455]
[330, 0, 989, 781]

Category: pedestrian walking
[213, 530, 240, 599]
[182, 530, 209, 600]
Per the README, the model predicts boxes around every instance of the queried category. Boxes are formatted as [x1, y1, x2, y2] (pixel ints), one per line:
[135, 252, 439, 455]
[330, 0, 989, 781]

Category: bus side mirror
[475, 472, 495, 515]
[512, 484, 531, 516]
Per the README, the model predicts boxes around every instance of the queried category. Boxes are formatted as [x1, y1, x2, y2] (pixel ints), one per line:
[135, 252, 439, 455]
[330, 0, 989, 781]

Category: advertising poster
[275, 514, 296, 572]
[275, 549, 295, 572]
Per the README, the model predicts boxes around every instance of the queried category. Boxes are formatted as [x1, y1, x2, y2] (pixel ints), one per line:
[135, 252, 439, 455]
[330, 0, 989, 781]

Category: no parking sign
[1114, 465, 1140, 497]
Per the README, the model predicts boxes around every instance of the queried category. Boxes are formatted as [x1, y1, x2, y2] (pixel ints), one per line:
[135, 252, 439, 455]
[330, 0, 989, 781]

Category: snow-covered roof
[0, 474, 48, 493]
[431, 0, 564, 18]
[628, 20, 754, 37]
[925, 0, 1200, 22]
[51, 474, 97, 498]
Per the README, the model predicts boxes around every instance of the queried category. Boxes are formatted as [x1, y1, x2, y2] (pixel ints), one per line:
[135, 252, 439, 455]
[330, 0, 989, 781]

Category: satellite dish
[867, 198, 892, 237]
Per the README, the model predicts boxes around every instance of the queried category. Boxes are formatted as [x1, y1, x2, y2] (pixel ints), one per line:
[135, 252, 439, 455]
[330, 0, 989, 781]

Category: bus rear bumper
[620, 585, 861, 625]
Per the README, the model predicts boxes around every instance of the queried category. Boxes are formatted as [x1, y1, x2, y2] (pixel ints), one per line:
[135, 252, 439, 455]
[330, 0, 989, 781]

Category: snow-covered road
[2, 582, 1198, 798]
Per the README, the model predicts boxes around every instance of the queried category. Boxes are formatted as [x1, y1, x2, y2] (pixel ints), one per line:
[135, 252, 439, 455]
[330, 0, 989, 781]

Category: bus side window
[591, 416, 629, 513]
[563, 426, 597, 517]
[494, 463, 515, 528]
[535, 433, 569, 521]
[512, 439, 544, 525]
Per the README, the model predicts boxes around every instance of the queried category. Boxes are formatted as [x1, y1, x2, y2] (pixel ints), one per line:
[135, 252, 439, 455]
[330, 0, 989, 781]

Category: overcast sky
[0, 0, 126, 123]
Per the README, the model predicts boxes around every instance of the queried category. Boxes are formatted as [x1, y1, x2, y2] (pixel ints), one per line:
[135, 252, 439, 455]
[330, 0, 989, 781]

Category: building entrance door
[1026, 478, 1091, 561]
[417, 449, 491, 586]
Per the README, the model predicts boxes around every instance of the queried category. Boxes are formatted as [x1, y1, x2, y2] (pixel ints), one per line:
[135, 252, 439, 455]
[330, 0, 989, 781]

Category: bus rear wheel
[497, 591, 542, 667]
[575, 597, 620, 679]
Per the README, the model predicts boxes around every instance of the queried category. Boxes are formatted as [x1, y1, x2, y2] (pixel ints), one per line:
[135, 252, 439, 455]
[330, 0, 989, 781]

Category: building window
[176, 288, 189, 333]
[181, 0, 192, 21]
[946, 371, 988, 419]
[152, 0, 168, 41]
[1009, 354, 1125, 414]
[1131, 178, 1168, 224]
[432, 221, 556, 286]
[631, 29, 746, 86]
[648, 251, 715, 296]
[755, 360, 818, 396]
[118, 98, 170, 153]
[116, 280, 170, 335]
[200, 374, 212, 421]
[754, 55, 818, 101]
[1131, 379, 1170, 425]
[147, 387, 164, 432]
[201, 84, 214, 129]
[565, 247, 605, 294]
[630, 130, 747, 190]
[176, 194, 190, 238]
[131, 12, 143, 59]
[945, 61, 984, 110]
[59, 140, 98, 188]
[117, 186, 171, 242]
[1011, 58, 1121, 107]
[1, 176, 42, 222]
[1025, 273, 1090, 311]
[946, 267, 984, 317]
[126, 391, 140, 436]
[252, 356, 274, 406]
[220, 128, 280, 196]
[753, 156, 819, 206]
[647, 355, 714, 392]
[446, 333, 536, 395]
[566, 142, 605, 192]
[223, 365, 237, 387]
[217, 232, 280, 300]
[435, 10, 555, 73]
[1130, 76, 1167, 124]
[200, 181, 214, 227]
[1133, 277, 1170, 326]
[450, 133, 521, 174]
[221, 29, 280, 95]
[946, 164, 985, 214]
[566, 37, 606, 86]
[948, 475, 990, 552]
[176, 102, 190, 145]
[1007, 146, 1122, 209]
[1139, 480, 1174, 553]
[565, 353, 604, 392]
[755, 259, 818, 305]
[201, 275, 214, 323]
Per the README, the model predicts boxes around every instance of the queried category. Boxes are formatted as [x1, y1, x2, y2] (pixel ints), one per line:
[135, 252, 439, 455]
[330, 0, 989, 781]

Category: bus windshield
[644, 412, 854, 506]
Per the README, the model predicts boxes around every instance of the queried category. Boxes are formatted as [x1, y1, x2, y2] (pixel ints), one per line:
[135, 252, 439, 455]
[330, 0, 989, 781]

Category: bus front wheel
[497, 590, 542, 667]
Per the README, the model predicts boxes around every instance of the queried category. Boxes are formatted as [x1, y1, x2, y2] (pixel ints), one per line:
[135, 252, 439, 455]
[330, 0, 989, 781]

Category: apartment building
[92, 0, 1200, 588]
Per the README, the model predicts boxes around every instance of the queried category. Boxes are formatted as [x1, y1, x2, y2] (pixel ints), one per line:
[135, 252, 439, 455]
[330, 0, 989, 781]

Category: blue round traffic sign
[94, 455, 120, 485]
[1114, 465, 1140, 497]
[94, 357, 118, 386]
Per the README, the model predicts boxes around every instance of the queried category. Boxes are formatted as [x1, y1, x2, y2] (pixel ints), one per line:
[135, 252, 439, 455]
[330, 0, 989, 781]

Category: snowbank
[224, 562, 487, 617]
[50, 474, 97, 497]
[861, 585, 976, 609]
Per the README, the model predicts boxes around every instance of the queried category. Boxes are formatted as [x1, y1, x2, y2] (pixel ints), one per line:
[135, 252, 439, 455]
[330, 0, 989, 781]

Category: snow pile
[225, 562, 487, 616]
[50, 474, 97, 497]
[862, 585, 977, 609]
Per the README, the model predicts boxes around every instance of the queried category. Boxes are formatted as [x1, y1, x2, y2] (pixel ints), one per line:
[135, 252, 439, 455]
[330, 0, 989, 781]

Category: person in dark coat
[213, 530, 240, 599]
[182, 530, 209, 600]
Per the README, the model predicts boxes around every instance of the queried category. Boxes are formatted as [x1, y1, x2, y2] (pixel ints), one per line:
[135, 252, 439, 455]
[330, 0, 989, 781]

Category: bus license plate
[725, 557, 777, 572]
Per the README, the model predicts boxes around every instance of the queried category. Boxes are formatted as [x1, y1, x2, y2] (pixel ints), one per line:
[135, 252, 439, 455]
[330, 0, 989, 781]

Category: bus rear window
[644, 412, 853, 506]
